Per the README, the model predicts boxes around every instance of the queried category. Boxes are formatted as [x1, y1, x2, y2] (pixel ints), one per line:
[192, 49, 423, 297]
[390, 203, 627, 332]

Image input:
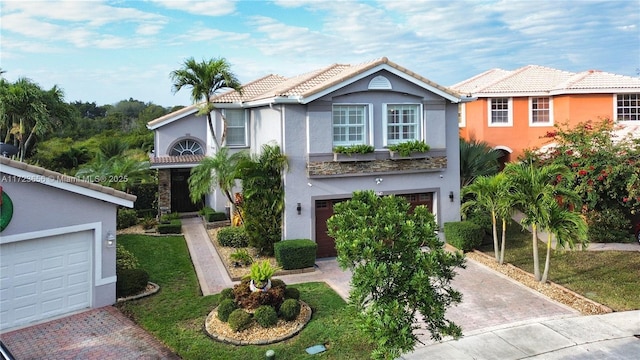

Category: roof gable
[0, 157, 136, 207]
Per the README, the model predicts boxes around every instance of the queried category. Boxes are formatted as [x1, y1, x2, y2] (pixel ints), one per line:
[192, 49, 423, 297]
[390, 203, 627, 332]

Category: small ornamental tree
[327, 190, 464, 360]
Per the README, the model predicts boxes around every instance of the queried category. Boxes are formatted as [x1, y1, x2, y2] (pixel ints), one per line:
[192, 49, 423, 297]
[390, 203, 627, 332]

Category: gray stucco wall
[155, 113, 208, 156]
[0, 177, 120, 308]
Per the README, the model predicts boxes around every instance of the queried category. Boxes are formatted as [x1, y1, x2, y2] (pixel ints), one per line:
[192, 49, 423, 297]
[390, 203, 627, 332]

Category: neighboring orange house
[451, 65, 640, 162]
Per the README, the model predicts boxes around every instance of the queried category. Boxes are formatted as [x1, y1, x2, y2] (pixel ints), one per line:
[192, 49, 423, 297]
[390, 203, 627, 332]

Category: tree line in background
[0, 73, 179, 204]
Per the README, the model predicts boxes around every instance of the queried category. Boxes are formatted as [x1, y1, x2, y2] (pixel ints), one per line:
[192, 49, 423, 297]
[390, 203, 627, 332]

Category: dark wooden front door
[171, 169, 200, 213]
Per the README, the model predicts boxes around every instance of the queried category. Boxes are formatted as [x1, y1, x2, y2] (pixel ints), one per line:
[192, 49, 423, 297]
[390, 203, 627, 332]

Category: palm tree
[188, 146, 248, 219]
[461, 173, 508, 262]
[540, 203, 588, 283]
[459, 137, 501, 187]
[170, 57, 242, 150]
[503, 162, 572, 281]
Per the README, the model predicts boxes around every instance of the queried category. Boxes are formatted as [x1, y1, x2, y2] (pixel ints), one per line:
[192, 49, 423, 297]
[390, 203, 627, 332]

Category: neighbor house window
[384, 104, 421, 145]
[458, 103, 466, 127]
[224, 109, 247, 146]
[529, 97, 553, 126]
[617, 94, 639, 121]
[170, 139, 203, 156]
[333, 105, 367, 145]
[488, 98, 512, 126]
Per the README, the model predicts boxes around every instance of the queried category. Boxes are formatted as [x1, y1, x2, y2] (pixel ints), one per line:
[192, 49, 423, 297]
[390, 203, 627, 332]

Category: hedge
[274, 239, 317, 270]
[157, 219, 182, 234]
[443, 221, 483, 252]
[218, 226, 249, 248]
[116, 268, 149, 298]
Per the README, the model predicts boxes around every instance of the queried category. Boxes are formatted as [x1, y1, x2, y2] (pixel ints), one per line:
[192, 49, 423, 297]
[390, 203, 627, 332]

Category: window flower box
[388, 150, 431, 160]
[332, 144, 376, 162]
[387, 140, 430, 160]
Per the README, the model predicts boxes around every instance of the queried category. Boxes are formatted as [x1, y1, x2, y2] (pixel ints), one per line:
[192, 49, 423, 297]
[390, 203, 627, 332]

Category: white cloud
[152, 0, 237, 16]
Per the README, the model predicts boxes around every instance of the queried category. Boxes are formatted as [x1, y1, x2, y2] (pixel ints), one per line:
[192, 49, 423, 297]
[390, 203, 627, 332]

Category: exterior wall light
[106, 231, 116, 247]
[296, 202, 302, 215]
[449, 191, 454, 202]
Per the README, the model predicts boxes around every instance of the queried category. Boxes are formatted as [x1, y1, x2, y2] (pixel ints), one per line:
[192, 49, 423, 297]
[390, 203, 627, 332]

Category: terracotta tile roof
[213, 74, 289, 103]
[0, 157, 136, 203]
[451, 65, 640, 95]
[149, 154, 205, 165]
[213, 57, 462, 104]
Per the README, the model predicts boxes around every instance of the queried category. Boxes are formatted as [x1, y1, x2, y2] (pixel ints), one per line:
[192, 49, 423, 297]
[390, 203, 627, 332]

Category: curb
[116, 282, 160, 303]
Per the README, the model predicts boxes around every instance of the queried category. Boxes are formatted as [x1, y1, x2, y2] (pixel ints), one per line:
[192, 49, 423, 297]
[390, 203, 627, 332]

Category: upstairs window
[333, 105, 367, 146]
[530, 97, 552, 126]
[617, 94, 639, 121]
[170, 139, 203, 156]
[488, 98, 512, 126]
[384, 104, 421, 145]
[225, 109, 247, 146]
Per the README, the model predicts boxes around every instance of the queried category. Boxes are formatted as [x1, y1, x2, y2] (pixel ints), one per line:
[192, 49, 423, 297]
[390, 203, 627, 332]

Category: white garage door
[0, 230, 92, 331]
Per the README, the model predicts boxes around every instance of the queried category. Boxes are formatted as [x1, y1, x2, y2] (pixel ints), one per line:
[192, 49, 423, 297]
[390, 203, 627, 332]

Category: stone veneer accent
[307, 156, 447, 178]
[158, 169, 171, 215]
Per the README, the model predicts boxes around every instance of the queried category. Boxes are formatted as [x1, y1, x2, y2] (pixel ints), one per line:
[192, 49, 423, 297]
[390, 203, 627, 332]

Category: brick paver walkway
[0, 306, 179, 360]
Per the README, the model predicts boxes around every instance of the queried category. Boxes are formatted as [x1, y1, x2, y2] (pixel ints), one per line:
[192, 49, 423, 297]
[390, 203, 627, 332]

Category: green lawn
[479, 223, 640, 311]
[115, 234, 374, 359]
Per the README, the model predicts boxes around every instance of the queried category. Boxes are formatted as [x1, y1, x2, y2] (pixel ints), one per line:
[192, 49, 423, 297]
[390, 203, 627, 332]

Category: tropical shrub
[254, 305, 278, 328]
[585, 207, 631, 243]
[116, 268, 149, 298]
[217, 299, 237, 322]
[230, 249, 253, 266]
[217, 226, 249, 248]
[116, 243, 139, 272]
[245, 260, 279, 288]
[227, 309, 252, 332]
[279, 298, 301, 321]
[117, 208, 138, 229]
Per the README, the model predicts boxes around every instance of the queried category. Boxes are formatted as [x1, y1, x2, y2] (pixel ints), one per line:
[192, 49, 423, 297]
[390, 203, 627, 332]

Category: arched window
[170, 139, 203, 156]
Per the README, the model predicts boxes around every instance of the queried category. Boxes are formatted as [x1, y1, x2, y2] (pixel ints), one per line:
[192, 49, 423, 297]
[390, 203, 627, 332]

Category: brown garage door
[314, 193, 434, 258]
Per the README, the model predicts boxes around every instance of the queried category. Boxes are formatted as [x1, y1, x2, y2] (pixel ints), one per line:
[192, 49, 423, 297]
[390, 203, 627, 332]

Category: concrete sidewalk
[401, 311, 640, 360]
[182, 217, 640, 360]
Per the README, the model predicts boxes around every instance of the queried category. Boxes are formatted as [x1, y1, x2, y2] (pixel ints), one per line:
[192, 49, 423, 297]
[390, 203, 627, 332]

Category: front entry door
[171, 169, 200, 212]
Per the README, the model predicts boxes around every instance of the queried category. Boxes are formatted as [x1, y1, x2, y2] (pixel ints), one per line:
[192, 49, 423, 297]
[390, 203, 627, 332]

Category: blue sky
[1, 0, 638, 107]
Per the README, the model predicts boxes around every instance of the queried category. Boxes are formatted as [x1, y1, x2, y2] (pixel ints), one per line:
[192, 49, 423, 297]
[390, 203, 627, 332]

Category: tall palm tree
[540, 203, 588, 283]
[461, 173, 508, 262]
[188, 146, 248, 216]
[170, 57, 242, 150]
[459, 137, 501, 187]
[504, 162, 572, 281]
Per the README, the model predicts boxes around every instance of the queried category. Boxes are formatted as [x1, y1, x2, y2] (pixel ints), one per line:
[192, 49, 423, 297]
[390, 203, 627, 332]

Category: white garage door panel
[0, 231, 92, 331]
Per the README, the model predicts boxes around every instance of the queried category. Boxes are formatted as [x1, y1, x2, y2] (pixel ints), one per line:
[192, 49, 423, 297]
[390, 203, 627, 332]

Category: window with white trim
[616, 94, 639, 121]
[170, 139, 203, 156]
[384, 104, 421, 144]
[488, 98, 512, 126]
[332, 105, 367, 145]
[224, 109, 247, 146]
[529, 97, 552, 126]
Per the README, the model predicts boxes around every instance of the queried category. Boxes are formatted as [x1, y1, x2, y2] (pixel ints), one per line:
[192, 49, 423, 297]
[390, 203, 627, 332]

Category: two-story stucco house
[452, 65, 640, 162]
[147, 57, 472, 257]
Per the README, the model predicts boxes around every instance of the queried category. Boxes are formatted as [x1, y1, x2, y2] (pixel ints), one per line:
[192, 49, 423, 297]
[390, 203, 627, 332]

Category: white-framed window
[529, 97, 553, 126]
[224, 109, 247, 146]
[458, 103, 466, 128]
[170, 139, 203, 156]
[332, 105, 367, 146]
[616, 94, 639, 121]
[384, 104, 421, 145]
[488, 98, 513, 126]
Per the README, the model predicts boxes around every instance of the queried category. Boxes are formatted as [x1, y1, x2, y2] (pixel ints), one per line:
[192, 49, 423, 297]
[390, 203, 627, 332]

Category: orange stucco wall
[460, 94, 615, 160]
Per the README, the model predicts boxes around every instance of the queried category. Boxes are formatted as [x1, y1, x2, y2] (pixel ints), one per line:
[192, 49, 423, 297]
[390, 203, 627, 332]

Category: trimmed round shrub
[116, 268, 149, 298]
[284, 287, 300, 300]
[117, 208, 138, 229]
[254, 305, 278, 328]
[218, 226, 249, 248]
[270, 278, 286, 289]
[217, 299, 237, 322]
[220, 287, 235, 300]
[279, 298, 301, 321]
[116, 243, 139, 273]
[228, 309, 252, 332]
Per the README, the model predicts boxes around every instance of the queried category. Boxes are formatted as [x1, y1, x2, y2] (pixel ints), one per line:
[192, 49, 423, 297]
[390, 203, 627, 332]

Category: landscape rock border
[116, 282, 160, 303]
[204, 301, 312, 345]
